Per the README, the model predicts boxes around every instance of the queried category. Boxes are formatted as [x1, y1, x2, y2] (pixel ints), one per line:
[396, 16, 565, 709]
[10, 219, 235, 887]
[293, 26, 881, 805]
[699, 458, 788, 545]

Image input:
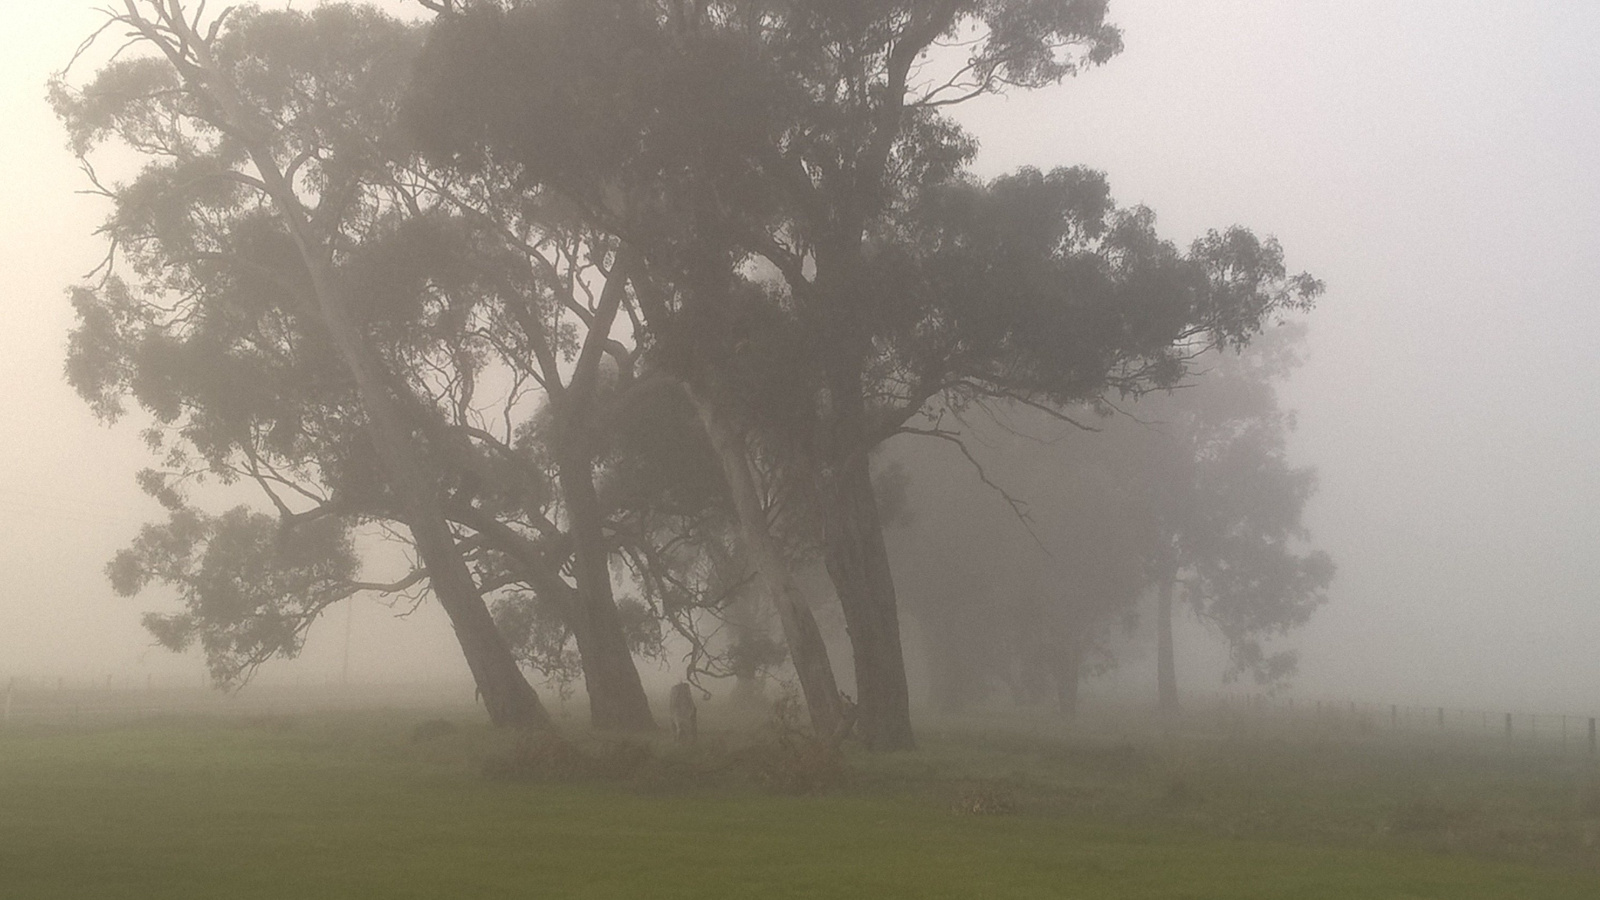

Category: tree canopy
[408, 0, 1321, 748]
[55, 1, 1329, 748]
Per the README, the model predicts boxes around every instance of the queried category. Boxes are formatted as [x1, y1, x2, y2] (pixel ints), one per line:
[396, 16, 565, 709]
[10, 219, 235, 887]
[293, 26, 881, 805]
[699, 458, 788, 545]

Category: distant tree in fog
[1141, 326, 1334, 718]
[885, 324, 1331, 718]
[884, 407, 1156, 717]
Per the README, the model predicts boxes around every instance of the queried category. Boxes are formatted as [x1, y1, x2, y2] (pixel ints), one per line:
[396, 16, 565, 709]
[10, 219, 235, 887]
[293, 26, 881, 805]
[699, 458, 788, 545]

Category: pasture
[1, 696, 1597, 898]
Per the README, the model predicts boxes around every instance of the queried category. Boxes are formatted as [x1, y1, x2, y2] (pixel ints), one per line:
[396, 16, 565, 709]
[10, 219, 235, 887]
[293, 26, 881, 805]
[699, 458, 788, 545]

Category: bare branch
[897, 424, 1047, 550]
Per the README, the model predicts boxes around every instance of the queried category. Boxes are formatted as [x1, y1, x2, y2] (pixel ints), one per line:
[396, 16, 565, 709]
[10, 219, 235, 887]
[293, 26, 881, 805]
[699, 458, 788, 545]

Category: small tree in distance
[1144, 325, 1335, 718]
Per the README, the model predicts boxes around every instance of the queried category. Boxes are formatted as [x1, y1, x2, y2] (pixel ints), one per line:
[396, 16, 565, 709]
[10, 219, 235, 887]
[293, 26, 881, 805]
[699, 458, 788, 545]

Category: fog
[1, 0, 1596, 718]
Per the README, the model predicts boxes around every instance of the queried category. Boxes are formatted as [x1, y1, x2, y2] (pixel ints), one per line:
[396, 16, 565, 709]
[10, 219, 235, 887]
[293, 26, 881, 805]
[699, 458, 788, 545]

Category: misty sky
[2, 1, 1596, 713]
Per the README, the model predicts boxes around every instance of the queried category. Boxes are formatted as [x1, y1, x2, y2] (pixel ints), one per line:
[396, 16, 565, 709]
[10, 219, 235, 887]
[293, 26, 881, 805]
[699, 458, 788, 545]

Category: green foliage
[107, 507, 359, 686]
[1150, 327, 1336, 683]
[57, 3, 740, 699]
[411, 1, 1312, 437]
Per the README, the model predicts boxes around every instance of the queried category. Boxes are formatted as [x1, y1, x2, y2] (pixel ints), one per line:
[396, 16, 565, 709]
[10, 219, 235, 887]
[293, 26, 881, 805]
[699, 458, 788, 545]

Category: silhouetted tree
[1141, 327, 1335, 718]
[106, 507, 418, 686]
[409, 0, 1321, 749]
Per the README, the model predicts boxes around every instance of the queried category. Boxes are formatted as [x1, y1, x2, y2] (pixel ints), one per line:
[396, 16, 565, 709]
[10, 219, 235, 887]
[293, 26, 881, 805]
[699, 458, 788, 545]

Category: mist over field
[0, 0, 1596, 724]
[4, 4, 1600, 897]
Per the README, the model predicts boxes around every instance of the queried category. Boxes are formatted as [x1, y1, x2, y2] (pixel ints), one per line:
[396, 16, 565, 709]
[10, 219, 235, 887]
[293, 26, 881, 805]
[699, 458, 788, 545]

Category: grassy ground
[1, 709, 1597, 898]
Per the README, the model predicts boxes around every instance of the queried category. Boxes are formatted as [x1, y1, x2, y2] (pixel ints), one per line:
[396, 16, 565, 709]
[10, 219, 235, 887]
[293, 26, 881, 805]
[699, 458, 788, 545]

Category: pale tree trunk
[687, 387, 844, 737]
[274, 178, 549, 731]
[1157, 577, 1179, 723]
[127, 4, 550, 728]
[286, 261, 548, 728]
[296, 277, 548, 728]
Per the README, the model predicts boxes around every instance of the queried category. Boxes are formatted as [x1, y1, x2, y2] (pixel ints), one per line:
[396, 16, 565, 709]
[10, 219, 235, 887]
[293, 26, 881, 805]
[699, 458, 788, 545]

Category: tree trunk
[305, 301, 549, 729]
[687, 388, 844, 736]
[288, 260, 550, 729]
[291, 234, 550, 731]
[1157, 577, 1179, 722]
[726, 587, 766, 709]
[256, 167, 549, 730]
[820, 451, 915, 751]
[555, 447, 657, 732]
[806, 254, 916, 749]
[410, 514, 552, 729]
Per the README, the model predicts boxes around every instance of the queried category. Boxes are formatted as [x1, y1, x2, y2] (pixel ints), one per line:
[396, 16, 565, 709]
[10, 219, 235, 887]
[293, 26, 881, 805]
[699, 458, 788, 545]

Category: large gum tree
[56, 2, 668, 731]
[408, 0, 1321, 749]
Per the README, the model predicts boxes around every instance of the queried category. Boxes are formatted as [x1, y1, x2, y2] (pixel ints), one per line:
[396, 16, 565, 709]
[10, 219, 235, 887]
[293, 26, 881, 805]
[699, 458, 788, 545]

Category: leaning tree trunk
[121, 2, 550, 730]
[301, 284, 549, 728]
[555, 446, 657, 732]
[687, 388, 845, 737]
[820, 448, 916, 751]
[1157, 576, 1179, 723]
[289, 252, 549, 729]
[279, 201, 549, 730]
[407, 510, 552, 728]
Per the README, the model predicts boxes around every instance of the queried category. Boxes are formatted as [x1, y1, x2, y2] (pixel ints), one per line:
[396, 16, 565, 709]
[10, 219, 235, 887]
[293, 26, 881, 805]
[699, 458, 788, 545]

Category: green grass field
[1, 710, 1597, 898]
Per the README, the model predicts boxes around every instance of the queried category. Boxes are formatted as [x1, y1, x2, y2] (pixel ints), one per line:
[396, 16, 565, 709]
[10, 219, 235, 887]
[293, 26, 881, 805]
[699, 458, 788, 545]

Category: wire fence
[0, 676, 478, 728]
[3, 676, 1597, 759]
[1181, 691, 1600, 757]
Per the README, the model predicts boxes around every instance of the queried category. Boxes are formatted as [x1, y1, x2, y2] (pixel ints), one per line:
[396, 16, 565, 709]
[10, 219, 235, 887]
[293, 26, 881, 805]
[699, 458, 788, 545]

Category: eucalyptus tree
[886, 324, 1332, 721]
[53, 2, 703, 731]
[1140, 326, 1335, 718]
[409, 0, 1321, 749]
[52, 1, 553, 726]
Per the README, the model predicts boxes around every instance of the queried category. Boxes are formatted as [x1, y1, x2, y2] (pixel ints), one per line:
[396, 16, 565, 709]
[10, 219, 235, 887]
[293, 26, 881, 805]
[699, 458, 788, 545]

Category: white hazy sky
[2, 1, 1597, 712]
